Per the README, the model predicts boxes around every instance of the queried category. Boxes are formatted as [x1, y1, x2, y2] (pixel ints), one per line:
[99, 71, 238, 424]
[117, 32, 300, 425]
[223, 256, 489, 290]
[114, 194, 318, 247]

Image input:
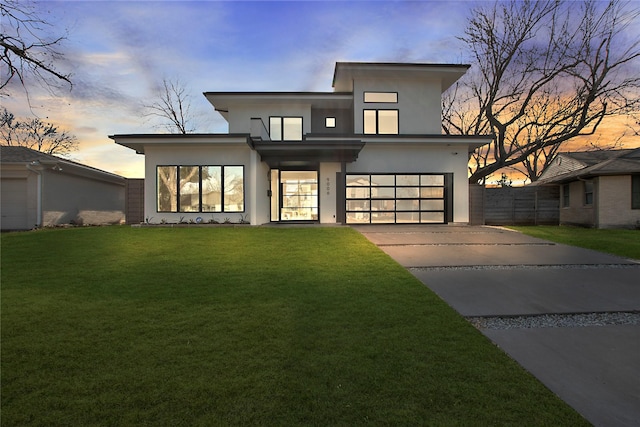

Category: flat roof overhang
[252, 140, 365, 168]
[109, 134, 251, 154]
[306, 133, 494, 153]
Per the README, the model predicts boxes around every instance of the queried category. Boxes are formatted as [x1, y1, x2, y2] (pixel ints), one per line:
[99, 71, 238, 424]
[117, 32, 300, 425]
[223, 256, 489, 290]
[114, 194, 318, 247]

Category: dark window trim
[584, 180, 594, 206]
[156, 165, 245, 213]
[269, 116, 303, 141]
[363, 109, 399, 135]
[325, 117, 336, 128]
[562, 183, 570, 208]
[363, 91, 398, 103]
[632, 175, 640, 210]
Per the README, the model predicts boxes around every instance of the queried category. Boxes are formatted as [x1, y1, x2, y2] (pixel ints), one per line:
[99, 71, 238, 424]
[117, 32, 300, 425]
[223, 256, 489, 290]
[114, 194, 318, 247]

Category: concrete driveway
[354, 225, 640, 427]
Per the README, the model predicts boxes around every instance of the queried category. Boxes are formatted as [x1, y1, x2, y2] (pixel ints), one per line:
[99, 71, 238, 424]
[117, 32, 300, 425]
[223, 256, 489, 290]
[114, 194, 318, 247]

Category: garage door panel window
[371, 187, 395, 199]
[371, 175, 395, 186]
[346, 175, 371, 186]
[396, 187, 420, 198]
[421, 200, 444, 210]
[421, 187, 444, 198]
[396, 212, 420, 223]
[421, 212, 444, 223]
[421, 175, 444, 186]
[397, 175, 419, 186]
[346, 173, 447, 224]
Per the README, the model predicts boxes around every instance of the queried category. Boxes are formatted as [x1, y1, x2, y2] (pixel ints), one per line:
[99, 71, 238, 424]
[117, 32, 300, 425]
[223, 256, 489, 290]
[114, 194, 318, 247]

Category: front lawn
[510, 225, 640, 260]
[1, 226, 588, 426]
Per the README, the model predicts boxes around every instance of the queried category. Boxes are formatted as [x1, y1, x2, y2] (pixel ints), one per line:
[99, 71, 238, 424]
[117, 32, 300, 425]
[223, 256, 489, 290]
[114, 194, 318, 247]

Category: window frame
[269, 116, 303, 141]
[363, 91, 398, 103]
[156, 165, 244, 213]
[632, 175, 640, 210]
[562, 183, 570, 208]
[363, 109, 399, 135]
[325, 117, 336, 128]
[584, 180, 594, 206]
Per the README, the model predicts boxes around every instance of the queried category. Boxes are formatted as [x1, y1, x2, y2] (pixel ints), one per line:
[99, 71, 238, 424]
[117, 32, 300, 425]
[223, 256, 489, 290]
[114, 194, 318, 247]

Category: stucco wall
[346, 143, 470, 223]
[352, 78, 442, 134]
[228, 104, 312, 136]
[597, 175, 640, 228]
[41, 169, 125, 226]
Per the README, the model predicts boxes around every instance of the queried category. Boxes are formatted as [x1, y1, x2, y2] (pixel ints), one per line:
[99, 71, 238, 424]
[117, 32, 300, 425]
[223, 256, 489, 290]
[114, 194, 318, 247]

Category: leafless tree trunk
[143, 78, 196, 134]
[443, 0, 640, 183]
[1, 0, 72, 95]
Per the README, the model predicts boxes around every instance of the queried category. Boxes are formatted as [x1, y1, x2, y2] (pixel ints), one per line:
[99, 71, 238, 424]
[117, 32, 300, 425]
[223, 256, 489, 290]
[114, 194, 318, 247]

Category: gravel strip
[379, 243, 555, 247]
[467, 312, 640, 330]
[410, 264, 640, 272]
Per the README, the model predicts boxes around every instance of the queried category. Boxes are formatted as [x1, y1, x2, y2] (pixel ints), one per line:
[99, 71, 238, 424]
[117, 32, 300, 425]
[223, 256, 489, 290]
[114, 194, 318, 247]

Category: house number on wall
[326, 177, 331, 196]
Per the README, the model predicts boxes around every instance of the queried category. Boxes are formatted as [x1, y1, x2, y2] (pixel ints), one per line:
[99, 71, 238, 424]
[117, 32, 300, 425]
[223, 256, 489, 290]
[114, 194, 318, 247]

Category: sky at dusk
[3, 0, 639, 179]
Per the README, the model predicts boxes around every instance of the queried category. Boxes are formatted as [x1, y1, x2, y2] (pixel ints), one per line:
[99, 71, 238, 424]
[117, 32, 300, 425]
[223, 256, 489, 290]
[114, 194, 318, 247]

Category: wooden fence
[469, 184, 559, 226]
[125, 179, 145, 225]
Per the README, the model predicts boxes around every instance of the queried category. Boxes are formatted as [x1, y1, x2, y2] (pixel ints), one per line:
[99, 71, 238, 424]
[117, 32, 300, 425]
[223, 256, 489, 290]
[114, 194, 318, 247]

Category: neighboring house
[536, 148, 640, 229]
[111, 62, 493, 225]
[1, 146, 126, 230]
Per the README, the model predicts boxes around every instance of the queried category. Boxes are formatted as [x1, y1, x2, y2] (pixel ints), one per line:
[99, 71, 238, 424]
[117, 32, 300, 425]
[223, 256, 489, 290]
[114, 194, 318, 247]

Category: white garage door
[1, 178, 29, 230]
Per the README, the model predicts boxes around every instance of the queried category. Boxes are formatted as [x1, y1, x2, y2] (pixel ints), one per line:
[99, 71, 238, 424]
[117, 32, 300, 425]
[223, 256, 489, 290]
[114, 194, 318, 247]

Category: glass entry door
[271, 170, 318, 221]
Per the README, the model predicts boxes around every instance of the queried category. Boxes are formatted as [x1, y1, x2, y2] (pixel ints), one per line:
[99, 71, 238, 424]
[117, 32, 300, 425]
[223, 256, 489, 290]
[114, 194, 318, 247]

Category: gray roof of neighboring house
[1, 146, 125, 182]
[1, 145, 64, 163]
[537, 148, 640, 184]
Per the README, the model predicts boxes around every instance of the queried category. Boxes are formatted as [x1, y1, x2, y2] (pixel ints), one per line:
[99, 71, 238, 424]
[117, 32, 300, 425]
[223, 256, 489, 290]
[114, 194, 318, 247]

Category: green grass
[2, 226, 588, 426]
[510, 225, 640, 260]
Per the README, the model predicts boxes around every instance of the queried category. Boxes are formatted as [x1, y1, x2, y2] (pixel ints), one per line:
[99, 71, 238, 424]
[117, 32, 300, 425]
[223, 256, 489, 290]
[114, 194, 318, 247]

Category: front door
[270, 170, 318, 221]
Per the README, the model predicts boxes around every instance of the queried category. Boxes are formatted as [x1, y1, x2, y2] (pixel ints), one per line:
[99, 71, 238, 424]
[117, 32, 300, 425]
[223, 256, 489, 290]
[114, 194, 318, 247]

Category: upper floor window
[325, 117, 336, 128]
[364, 109, 398, 135]
[270, 117, 302, 141]
[364, 92, 398, 103]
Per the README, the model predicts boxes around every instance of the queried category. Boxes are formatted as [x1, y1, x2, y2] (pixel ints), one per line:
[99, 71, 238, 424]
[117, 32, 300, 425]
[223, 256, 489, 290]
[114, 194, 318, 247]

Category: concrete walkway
[354, 225, 640, 427]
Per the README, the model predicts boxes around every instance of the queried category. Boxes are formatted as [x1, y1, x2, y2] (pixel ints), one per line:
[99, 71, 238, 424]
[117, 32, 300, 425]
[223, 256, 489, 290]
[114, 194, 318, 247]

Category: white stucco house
[0, 146, 126, 230]
[111, 62, 492, 225]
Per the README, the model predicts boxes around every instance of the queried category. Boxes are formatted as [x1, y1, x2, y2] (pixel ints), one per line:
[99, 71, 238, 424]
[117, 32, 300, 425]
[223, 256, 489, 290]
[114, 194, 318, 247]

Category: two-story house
[111, 62, 492, 225]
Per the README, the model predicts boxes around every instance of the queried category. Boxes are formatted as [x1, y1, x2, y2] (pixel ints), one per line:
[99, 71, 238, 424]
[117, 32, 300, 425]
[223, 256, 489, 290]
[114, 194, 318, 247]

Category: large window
[270, 117, 302, 141]
[346, 173, 446, 224]
[363, 110, 398, 135]
[157, 165, 244, 213]
[632, 175, 640, 209]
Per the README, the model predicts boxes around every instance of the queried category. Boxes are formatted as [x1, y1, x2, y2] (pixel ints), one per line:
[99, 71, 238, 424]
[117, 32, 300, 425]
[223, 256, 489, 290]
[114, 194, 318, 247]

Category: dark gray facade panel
[311, 107, 354, 134]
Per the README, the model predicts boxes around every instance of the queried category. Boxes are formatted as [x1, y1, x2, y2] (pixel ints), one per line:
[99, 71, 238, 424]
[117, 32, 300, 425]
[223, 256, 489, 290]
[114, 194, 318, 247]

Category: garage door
[345, 173, 449, 224]
[1, 178, 29, 230]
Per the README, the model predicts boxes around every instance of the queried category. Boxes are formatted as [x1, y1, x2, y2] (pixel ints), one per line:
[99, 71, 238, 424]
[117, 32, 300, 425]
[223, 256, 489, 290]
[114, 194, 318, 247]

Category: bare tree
[443, 0, 640, 183]
[1, 0, 72, 95]
[1, 108, 78, 155]
[143, 78, 196, 134]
